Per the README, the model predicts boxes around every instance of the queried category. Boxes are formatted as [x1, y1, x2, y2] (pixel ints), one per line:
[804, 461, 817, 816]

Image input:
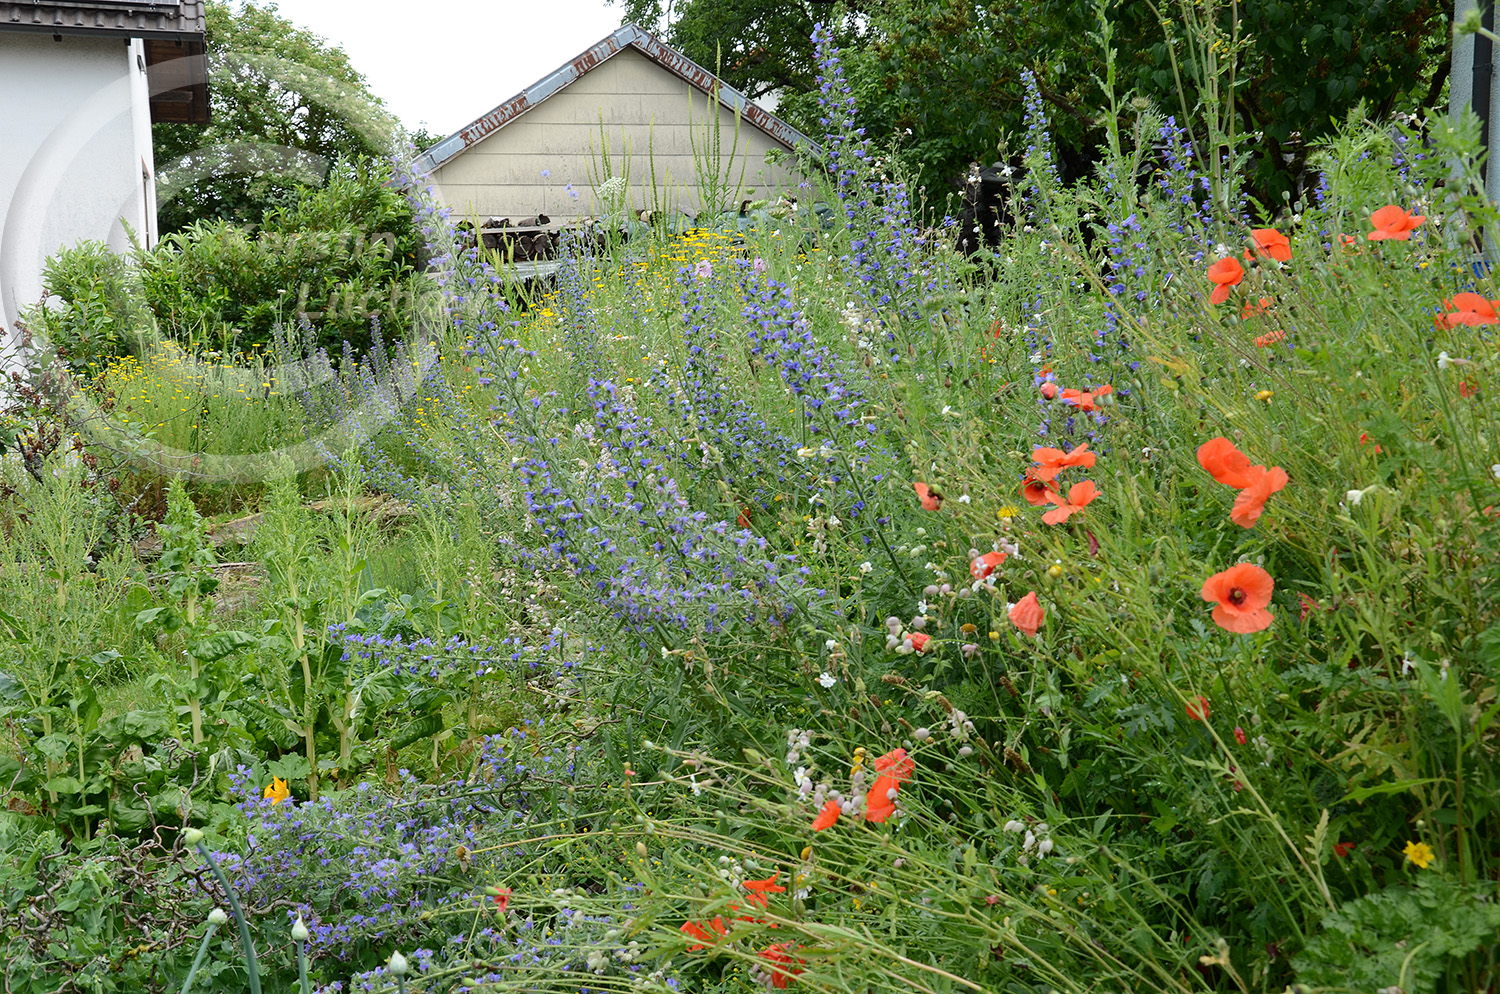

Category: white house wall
[431, 48, 808, 223]
[0, 31, 153, 340]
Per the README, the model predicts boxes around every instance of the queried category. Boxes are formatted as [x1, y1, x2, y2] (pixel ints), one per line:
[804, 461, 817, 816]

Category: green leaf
[42, 775, 84, 795]
[35, 733, 72, 763]
[0, 608, 28, 642]
[390, 713, 445, 750]
[132, 606, 172, 630]
[189, 630, 260, 662]
[232, 698, 300, 750]
[1342, 778, 1441, 803]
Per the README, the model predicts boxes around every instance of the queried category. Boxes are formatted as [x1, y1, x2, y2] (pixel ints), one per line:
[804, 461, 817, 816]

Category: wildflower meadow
[6, 18, 1500, 994]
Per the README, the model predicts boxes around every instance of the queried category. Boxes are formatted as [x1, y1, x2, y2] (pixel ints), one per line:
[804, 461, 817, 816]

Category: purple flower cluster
[1155, 116, 1215, 246]
[315, 907, 682, 993]
[216, 733, 562, 963]
[1020, 69, 1061, 224]
[811, 23, 944, 319]
[338, 628, 579, 679]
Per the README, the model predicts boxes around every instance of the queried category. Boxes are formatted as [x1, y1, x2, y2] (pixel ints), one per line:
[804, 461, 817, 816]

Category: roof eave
[0, 2, 206, 42]
[414, 22, 822, 175]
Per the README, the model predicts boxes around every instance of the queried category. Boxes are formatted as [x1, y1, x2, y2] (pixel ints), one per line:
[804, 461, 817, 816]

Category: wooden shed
[413, 23, 819, 225]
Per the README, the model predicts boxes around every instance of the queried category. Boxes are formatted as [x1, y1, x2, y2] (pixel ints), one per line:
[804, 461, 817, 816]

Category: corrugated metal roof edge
[413, 22, 823, 175]
[0, 1, 205, 39]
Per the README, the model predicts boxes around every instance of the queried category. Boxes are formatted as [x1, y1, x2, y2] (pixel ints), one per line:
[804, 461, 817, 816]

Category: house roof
[0, 1, 205, 42]
[414, 22, 820, 174]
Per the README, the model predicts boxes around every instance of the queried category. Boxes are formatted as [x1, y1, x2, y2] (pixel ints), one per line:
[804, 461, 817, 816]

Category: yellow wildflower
[1402, 840, 1434, 869]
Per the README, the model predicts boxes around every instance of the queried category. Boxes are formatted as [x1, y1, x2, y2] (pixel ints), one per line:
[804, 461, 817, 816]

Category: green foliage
[622, 0, 1449, 205]
[33, 159, 426, 368]
[154, 0, 396, 233]
[1293, 877, 1500, 992]
[30, 242, 148, 368]
[141, 159, 426, 354]
[0, 819, 219, 993]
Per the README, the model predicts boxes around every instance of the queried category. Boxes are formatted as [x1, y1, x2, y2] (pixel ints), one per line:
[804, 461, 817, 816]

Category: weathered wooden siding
[430, 48, 806, 223]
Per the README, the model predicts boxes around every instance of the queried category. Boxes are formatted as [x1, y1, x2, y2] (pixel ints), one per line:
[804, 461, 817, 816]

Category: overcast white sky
[257, 0, 641, 137]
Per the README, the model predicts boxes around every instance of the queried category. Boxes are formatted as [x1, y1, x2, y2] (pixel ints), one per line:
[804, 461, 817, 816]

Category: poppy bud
[1040, 382, 1058, 399]
[182, 827, 205, 847]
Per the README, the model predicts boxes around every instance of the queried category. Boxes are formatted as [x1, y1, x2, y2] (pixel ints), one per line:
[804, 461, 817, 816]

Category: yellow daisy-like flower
[1402, 840, 1435, 869]
[264, 777, 290, 805]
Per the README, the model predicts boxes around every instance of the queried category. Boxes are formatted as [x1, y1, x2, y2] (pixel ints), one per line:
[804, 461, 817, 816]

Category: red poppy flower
[1367, 204, 1425, 241]
[1241, 297, 1274, 319]
[914, 482, 942, 511]
[1201, 563, 1275, 634]
[737, 506, 753, 529]
[1021, 472, 1059, 506]
[1461, 380, 1479, 398]
[1230, 465, 1288, 528]
[1207, 257, 1245, 304]
[1233, 726, 1247, 745]
[493, 887, 511, 915]
[1333, 842, 1355, 859]
[1031, 442, 1096, 481]
[865, 774, 899, 822]
[1358, 433, 1382, 454]
[1041, 479, 1099, 525]
[874, 747, 915, 783]
[1059, 385, 1113, 412]
[971, 551, 1008, 580]
[1246, 228, 1291, 263]
[1436, 292, 1500, 328]
[1253, 328, 1286, 347]
[1185, 695, 1210, 722]
[681, 916, 729, 950]
[1039, 381, 1058, 399]
[1196, 437, 1258, 488]
[681, 921, 713, 949]
[758, 943, 805, 989]
[743, 873, 787, 909]
[907, 632, 931, 653]
[1009, 591, 1045, 636]
[811, 799, 841, 832]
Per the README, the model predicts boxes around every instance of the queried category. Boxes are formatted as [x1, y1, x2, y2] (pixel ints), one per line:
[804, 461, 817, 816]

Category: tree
[610, 0, 871, 135]
[153, 1, 398, 234]
[619, 0, 1451, 212]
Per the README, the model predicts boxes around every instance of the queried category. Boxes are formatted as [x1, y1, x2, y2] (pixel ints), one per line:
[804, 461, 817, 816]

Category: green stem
[187, 588, 203, 745]
[194, 841, 262, 994]
[291, 574, 319, 801]
[40, 711, 58, 806]
[178, 921, 219, 994]
[297, 939, 310, 994]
